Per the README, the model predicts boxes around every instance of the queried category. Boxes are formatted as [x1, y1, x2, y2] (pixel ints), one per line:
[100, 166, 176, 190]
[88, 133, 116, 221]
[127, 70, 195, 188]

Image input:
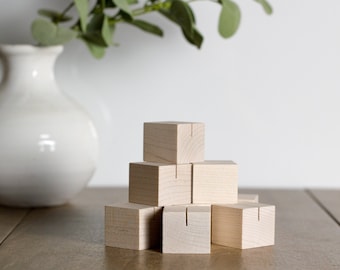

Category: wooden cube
[144, 122, 205, 164]
[192, 161, 238, 204]
[105, 203, 162, 250]
[238, 193, 259, 203]
[212, 203, 275, 249]
[129, 162, 192, 206]
[162, 205, 211, 254]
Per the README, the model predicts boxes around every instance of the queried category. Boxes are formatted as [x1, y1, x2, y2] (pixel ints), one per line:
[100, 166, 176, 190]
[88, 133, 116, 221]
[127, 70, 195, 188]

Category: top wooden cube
[144, 122, 205, 164]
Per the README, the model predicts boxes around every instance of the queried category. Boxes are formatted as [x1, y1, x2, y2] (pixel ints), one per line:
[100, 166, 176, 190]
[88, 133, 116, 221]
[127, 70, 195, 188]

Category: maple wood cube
[129, 162, 192, 206]
[143, 122, 205, 164]
[162, 205, 211, 254]
[212, 203, 275, 249]
[105, 203, 162, 250]
[238, 193, 259, 203]
[192, 161, 238, 204]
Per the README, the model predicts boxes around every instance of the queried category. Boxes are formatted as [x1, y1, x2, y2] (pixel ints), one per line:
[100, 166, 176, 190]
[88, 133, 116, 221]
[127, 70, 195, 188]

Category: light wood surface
[105, 203, 162, 250]
[192, 161, 238, 204]
[212, 203, 275, 249]
[129, 162, 191, 206]
[162, 205, 211, 254]
[0, 188, 339, 270]
[238, 193, 259, 203]
[143, 122, 205, 164]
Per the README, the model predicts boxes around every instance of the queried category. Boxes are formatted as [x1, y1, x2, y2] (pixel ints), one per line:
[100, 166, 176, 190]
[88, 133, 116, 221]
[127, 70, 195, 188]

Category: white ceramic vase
[0, 45, 98, 207]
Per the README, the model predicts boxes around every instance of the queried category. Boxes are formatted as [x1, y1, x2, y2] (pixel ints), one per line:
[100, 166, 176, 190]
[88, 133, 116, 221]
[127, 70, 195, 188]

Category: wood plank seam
[305, 189, 340, 226]
[0, 208, 32, 246]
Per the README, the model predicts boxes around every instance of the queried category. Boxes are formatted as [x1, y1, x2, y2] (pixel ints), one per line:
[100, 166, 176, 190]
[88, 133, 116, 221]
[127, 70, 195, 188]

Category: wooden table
[0, 188, 339, 270]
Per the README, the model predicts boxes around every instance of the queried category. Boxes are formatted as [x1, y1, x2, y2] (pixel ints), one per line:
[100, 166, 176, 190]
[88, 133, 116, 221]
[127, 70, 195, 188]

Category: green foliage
[74, 0, 89, 32]
[218, 0, 240, 38]
[38, 9, 72, 23]
[127, 20, 163, 36]
[113, 0, 133, 19]
[254, 0, 273, 14]
[31, 0, 273, 59]
[31, 19, 77, 46]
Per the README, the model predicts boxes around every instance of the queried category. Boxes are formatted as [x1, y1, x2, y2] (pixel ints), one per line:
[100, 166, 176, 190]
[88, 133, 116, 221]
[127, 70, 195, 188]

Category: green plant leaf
[218, 0, 241, 38]
[254, 0, 273, 14]
[74, 0, 89, 32]
[31, 19, 77, 45]
[112, 0, 133, 18]
[168, 0, 194, 36]
[38, 9, 72, 23]
[102, 0, 137, 7]
[87, 13, 103, 32]
[83, 14, 106, 46]
[82, 14, 114, 47]
[182, 26, 203, 48]
[84, 40, 106, 59]
[160, 1, 200, 47]
[102, 15, 114, 45]
[126, 0, 138, 4]
[103, 0, 116, 8]
[128, 20, 163, 37]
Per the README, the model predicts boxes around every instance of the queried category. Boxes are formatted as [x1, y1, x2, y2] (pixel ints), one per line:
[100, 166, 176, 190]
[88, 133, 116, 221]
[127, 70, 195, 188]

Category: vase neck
[0, 45, 63, 90]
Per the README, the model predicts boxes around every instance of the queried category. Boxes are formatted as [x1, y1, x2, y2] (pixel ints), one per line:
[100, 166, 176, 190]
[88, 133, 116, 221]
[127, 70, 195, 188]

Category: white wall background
[0, 0, 340, 188]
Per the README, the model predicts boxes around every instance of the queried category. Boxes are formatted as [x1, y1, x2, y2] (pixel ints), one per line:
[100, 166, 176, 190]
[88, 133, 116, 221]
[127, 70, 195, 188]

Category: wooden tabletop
[0, 188, 339, 270]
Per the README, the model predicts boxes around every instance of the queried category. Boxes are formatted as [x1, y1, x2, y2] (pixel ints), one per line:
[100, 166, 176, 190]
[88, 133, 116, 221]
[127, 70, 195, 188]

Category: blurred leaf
[74, 0, 89, 32]
[126, 0, 138, 4]
[102, 0, 137, 7]
[84, 39, 106, 59]
[218, 0, 241, 38]
[182, 26, 203, 48]
[82, 14, 114, 47]
[31, 19, 77, 45]
[119, 11, 134, 22]
[254, 0, 273, 14]
[87, 13, 103, 32]
[102, 15, 114, 45]
[169, 0, 194, 36]
[128, 20, 163, 36]
[82, 32, 108, 46]
[38, 9, 72, 23]
[160, 1, 200, 47]
[103, 0, 116, 8]
[112, 0, 133, 19]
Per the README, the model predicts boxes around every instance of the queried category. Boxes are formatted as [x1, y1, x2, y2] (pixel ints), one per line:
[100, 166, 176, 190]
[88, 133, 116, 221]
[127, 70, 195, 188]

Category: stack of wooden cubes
[105, 122, 275, 253]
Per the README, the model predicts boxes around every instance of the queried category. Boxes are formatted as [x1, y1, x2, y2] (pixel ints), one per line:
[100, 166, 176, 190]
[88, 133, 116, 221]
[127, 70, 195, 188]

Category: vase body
[0, 45, 98, 207]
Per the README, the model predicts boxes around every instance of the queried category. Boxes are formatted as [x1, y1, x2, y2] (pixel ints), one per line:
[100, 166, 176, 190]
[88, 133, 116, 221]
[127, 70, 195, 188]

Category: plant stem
[132, 1, 171, 16]
[109, 0, 171, 24]
[61, 2, 74, 17]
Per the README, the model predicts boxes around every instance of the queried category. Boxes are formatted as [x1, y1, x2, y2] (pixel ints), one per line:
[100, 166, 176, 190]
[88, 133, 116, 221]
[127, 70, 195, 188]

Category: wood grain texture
[0, 188, 339, 270]
[192, 161, 238, 204]
[143, 122, 205, 164]
[105, 203, 162, 250]
[212, 203, 275, 249]
[129, 162, 191, 206]
[308, 189, 340, 225]
[162, 205, 211, 254]
[0, 207, 29, 245]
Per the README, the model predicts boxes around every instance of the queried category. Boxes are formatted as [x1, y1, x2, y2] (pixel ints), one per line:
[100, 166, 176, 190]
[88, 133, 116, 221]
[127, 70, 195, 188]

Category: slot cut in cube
[144, 122, 205, 164]
[212, 203, 275, 249]
[129, 162, 192, 206]
[238, 193, 259, 203]
[162, 205, 211, 254]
